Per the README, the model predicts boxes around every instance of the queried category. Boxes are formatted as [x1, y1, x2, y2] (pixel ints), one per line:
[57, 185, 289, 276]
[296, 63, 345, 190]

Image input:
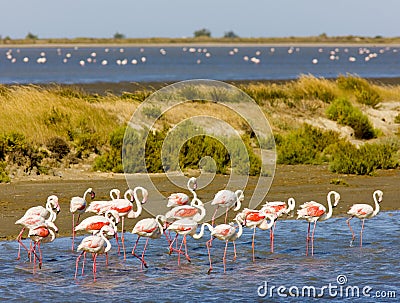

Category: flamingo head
[141, 188, 149, 204]
[375, 190, 383, 203]
[90, 190, 96, 200]
[189, 177, 197, 191]
[48, 195, 61, 213]
[333, 192, 341, 207]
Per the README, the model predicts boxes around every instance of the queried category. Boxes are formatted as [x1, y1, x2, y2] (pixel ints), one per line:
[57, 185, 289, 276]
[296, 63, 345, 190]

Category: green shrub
[94, 127, 126, 173]
[326, 97, 376, 139]
[0, 161, 10, 183]
[277, 124, 340, 164]
[142, 106, 162, 119]
[327, 140, 398, 175]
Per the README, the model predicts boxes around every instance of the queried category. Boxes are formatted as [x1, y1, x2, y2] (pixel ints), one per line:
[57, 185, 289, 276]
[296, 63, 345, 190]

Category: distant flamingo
[131, 215, 166, 269]
[70, 188, 95, 250]
[260, 198, 296, 252]
[15, 195, 60, 260]
[167, 177, 197, 207]
[297, 191, 340, 256]
[75, 225, 114, 282]
[205, 214, 244, 273]
[237, 209, 275, 261]
[86, 189, 120, 214]
[347, 190, 383, 247]
[166, 218, 205, 265]
[98, 187, 148, 259]
[211, 189, 244, 225]
[28, 221, 58, 271]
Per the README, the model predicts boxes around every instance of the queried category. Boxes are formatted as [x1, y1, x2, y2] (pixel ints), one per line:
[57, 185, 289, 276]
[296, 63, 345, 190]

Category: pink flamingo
[347, 189, 383, 247]
[297, 191, 340, 256]
[204, 214, 244, 274]
[211, 189, 244, 225]
[165, 199, 206, 222]
[166, 218, 205, 265]
[75, 225, 114, 282]
[237, 209, 275, 261]
[70, 188, 95, 250]
[167, 177, 197, 207]
[15, 195, 60, 260]
[74, 210, 120, 253]
[28, 221, 58, 271]
[131, 215, 166, 269]
[98, 186, 148, 260]
[85, 189, 120, 214]
[260, 198, 296, 252]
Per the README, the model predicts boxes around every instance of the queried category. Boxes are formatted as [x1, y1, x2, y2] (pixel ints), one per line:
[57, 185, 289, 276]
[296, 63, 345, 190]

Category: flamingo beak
[91, 192, 96, 200]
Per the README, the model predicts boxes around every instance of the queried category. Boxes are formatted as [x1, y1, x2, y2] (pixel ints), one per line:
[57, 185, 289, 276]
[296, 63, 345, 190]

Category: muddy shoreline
[2, 165, 398, 241]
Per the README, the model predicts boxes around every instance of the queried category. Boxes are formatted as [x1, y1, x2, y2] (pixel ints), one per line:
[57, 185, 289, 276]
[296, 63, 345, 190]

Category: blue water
[1, 46, 400, 84]
[1, 211, 399, 302]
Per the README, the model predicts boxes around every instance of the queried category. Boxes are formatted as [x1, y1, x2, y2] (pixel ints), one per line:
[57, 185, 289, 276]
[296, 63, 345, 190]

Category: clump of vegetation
[395, 113, 400, 124]
[336, 74, 381, 107]
[0, 161, 10, 183]
[276, 124, 341, 165]
[327, 140, 398, 175]
[326, 97, 376, 139]
[290, 75, 337, 103]
[46, 136, 70, 160]
[142, 106, 162, 119]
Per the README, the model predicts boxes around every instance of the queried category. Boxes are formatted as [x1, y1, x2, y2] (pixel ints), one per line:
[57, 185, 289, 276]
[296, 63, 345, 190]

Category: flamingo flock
[14, 183, 384, 280]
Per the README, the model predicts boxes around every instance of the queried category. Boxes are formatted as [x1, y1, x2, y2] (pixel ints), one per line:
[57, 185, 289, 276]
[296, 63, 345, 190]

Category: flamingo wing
[348, 204, 374, 217]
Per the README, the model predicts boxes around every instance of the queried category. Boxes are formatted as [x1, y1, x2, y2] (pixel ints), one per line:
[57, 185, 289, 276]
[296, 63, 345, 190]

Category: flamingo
[165, 198, 206, 223]
[131, 215, 166, 269]
[167, 177, 197, 207]
[15, 195, 60, 260]
[166, 218, 205, 265]
[347, 190, 383, 247]
[75, 225, 114, 282]
[98, 186, 148, 259]
[70, 188, 95, 250]
[297, 191, 341, 256]
[260, 198, 296, 252]
[237, 209, 275, 261]
[211, 189, 244, 225]
[205, 214, 244, 274]
[28, 221, 58, 271]
[85, 189, 121, 214]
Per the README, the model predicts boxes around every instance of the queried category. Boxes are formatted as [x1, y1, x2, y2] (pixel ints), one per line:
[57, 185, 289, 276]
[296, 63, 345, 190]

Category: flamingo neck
[193, 223, 212, 239]
[234, 190, 243, 211]
[101, 231, 112, 253]
[325, 192, 335, 220]
[193, 203, 206, 222]
[235, 218, 243, 238]
[372, 191, 381, 217]
[83, 188, 92, 202]
[128, 187, 144, 218]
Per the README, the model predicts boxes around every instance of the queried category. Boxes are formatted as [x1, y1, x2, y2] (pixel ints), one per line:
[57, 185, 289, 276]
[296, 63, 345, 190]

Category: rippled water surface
[1, 46, 400, 84]
[1, 211, 399, 302]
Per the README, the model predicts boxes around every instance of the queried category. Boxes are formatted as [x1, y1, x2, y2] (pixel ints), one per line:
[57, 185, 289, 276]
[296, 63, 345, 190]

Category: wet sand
[1, 165, 398, 241]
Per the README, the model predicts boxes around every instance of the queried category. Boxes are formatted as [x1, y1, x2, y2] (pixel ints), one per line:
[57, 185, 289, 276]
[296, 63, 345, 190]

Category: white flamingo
[347, 190, 383, 247]
[70, 188, 95, 250]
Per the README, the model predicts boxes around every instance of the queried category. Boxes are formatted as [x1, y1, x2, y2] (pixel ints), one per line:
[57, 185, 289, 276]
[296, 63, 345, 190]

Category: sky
[1, 0, 399, 39]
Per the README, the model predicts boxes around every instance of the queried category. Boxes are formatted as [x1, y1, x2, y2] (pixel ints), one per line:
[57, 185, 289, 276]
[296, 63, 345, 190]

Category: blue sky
[1, 0, 399, 39]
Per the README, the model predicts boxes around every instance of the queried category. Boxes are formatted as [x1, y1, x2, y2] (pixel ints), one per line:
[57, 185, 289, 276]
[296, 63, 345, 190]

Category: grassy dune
[0, 75, 399, 181]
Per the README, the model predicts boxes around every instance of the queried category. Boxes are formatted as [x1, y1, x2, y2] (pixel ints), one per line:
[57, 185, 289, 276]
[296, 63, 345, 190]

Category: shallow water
[1, 211, 399, 302]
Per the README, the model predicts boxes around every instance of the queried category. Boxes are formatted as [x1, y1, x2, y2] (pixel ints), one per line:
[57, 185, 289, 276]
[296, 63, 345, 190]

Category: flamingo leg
[141, 238, 149, 270]
[311, 221, 317, 256]
[38, 242, 43, 269]
[121, 217, 126, 260]
[71, 214, 75, 251]
[223, 241, 229, 273]
[16, 228, 30, 260]
[224, 208, 229, 224]
[168, 234, 179, 254]
[206, 239, 213, 274]
[82, 252, 86, 276]
[114, 232, 121, 255]
[347, 216, 356, 247]
[306, 222, 311, 256]
[177, 236, 185, 266]
[233, 241, 237, 261]
[93, 254, 97, 282]
[183, 235, 191, 262]
[360, 219, 365, 248]
[75, 251, 84, 279]
[252, 227, 256, 262]
[271, 221, 276, 253]
[211, 207, 219, 227]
